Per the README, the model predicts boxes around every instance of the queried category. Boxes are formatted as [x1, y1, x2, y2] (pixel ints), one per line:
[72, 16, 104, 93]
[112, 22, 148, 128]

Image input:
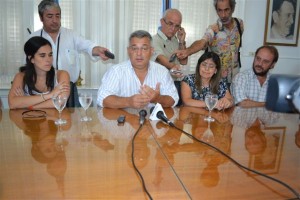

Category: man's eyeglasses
[163, 18, 181, 30]
[200, 62, 216, 70]
[129, 46, 151, 52]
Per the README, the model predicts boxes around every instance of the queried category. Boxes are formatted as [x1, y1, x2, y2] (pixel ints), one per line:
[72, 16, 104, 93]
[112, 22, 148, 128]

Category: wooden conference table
[0, 106, 299, 199]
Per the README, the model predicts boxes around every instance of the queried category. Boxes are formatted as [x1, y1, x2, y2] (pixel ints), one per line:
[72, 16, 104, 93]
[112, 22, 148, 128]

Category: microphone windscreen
[266, 74, 300, 113]
[139, 109, 147, 116]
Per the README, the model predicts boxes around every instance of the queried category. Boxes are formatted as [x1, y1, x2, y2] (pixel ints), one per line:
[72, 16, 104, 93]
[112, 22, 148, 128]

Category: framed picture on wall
[264, 0, 300, 46]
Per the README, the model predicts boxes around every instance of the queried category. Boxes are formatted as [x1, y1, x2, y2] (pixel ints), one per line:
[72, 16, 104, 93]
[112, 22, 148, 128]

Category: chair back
[66, 82, 80, 107]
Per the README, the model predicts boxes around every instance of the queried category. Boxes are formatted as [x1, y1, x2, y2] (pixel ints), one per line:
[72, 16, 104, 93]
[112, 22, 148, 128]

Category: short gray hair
[163, 8, 182, 20]
[38, 0, 61, 18]
[129, 30, 152, 43]
[213, 0, 236, 12]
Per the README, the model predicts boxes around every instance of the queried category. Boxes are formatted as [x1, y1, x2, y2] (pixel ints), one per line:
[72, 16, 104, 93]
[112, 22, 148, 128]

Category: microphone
[139, 109, 147, 125]
[150, 106, 174, 127]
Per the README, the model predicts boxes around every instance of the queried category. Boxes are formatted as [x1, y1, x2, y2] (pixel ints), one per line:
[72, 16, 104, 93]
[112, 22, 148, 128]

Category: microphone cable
[131, 123, 153, 200]
[169, 124, 300, 199]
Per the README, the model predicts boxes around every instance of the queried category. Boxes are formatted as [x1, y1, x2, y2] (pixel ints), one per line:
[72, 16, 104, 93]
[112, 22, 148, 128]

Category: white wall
[240, 0, 300, 75]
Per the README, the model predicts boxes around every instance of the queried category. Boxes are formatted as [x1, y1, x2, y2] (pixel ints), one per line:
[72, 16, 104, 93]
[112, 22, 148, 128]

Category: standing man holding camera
[176, 0, 244, 86]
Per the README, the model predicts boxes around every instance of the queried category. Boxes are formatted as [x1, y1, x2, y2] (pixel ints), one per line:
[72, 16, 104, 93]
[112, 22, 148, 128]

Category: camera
[266, 74, 300, 113]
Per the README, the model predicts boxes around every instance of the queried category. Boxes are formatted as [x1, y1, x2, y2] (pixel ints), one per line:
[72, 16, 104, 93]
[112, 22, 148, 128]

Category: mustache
[254, 65, 263, 70]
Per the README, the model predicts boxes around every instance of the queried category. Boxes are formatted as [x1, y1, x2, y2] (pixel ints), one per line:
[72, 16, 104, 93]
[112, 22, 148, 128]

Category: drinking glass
[201, 122, 215, 144]
[79, 121, 93, 148]
[55, 125, 68, 152]
[79, 93, 93, 121]
[204, 93, 218, 122]
[52, 95, 68, 125]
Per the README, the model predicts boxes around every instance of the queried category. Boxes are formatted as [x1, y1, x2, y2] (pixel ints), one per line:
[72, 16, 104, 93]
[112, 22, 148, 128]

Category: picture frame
[248, 127, 286, 175]
[264, 0, 300, 46]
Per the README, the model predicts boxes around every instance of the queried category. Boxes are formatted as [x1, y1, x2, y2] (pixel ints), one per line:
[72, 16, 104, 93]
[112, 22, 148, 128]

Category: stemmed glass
[79, 93, 93, 121]
[204, 93, 218, 122]
[201, 121, 215, 144]
[79, 121, 93, 148]
[55, 125, 68, 152]
[52, 95, 68, 125]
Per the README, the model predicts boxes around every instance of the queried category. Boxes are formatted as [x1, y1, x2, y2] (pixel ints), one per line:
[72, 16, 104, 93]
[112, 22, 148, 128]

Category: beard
[220, 16, 232, 25]
[252, 63, 270, 77]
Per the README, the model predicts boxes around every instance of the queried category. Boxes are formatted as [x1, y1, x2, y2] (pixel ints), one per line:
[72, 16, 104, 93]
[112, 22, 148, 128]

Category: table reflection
[9, 109, 71, 197]
[98, 107, 152, 168]
[230, 107, 290, 176]
[1, 106, 298, 199]
[296, 124, 300, 148]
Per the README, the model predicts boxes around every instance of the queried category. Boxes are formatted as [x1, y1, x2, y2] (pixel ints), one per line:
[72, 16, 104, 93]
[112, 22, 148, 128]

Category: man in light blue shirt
[97, 30, 179, 109]
[231, 45, 279, 107]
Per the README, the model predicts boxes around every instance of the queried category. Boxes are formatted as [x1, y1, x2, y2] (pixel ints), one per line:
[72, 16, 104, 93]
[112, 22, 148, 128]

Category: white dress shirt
[30, 27, 99, 83]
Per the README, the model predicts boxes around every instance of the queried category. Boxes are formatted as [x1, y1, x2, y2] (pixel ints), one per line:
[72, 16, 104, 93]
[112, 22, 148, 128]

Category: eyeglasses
[163, 18, 181, 30]
[129, 45, 151, 53]
[22, 110, 47, 118]
[200, 62, 216, 70]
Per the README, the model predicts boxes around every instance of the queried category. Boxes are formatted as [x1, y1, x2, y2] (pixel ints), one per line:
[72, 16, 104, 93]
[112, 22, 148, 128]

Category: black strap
[40, 29, 60, 70]
[234, 18, 242, 68]
[234, 18, 242, 47]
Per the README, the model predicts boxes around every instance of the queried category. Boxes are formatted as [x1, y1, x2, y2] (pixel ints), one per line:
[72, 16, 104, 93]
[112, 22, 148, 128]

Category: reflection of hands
[93, 133, 114, 151]
[211, 111, 229, 123]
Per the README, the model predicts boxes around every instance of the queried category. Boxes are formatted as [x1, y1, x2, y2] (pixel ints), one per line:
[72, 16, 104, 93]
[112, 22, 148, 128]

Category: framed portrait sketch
[248, 127, 286, 175]
[264, 0, 300, 46]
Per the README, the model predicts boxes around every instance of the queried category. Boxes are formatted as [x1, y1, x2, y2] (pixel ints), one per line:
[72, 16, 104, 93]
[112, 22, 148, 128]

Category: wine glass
[52, 95, 68, 125]
[201, 121, 215, 144]
[204, 93, 218, 122]
[79, 93, 93, 121]
[55, 124, 68, 152]
[79, 121, 93, 148]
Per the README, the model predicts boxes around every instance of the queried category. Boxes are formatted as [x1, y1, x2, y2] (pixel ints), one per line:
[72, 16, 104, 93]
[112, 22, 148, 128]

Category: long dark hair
[194, 52, 221, 94]
[20, 36, 55, 95]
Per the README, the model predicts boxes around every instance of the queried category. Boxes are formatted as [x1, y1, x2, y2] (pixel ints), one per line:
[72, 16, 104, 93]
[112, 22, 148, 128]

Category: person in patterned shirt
[181, 52, 233, 110]
[176, 0, 243, 85]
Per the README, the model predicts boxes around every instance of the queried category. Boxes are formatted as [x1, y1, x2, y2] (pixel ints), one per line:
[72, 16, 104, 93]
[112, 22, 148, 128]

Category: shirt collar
[250, 68, 271, 81]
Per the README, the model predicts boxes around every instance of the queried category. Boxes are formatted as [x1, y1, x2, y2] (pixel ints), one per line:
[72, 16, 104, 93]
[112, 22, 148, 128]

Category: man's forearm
[103, 95, 130, 109]
[187, 39, 206, 55]
[237, 99, 265, 108]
